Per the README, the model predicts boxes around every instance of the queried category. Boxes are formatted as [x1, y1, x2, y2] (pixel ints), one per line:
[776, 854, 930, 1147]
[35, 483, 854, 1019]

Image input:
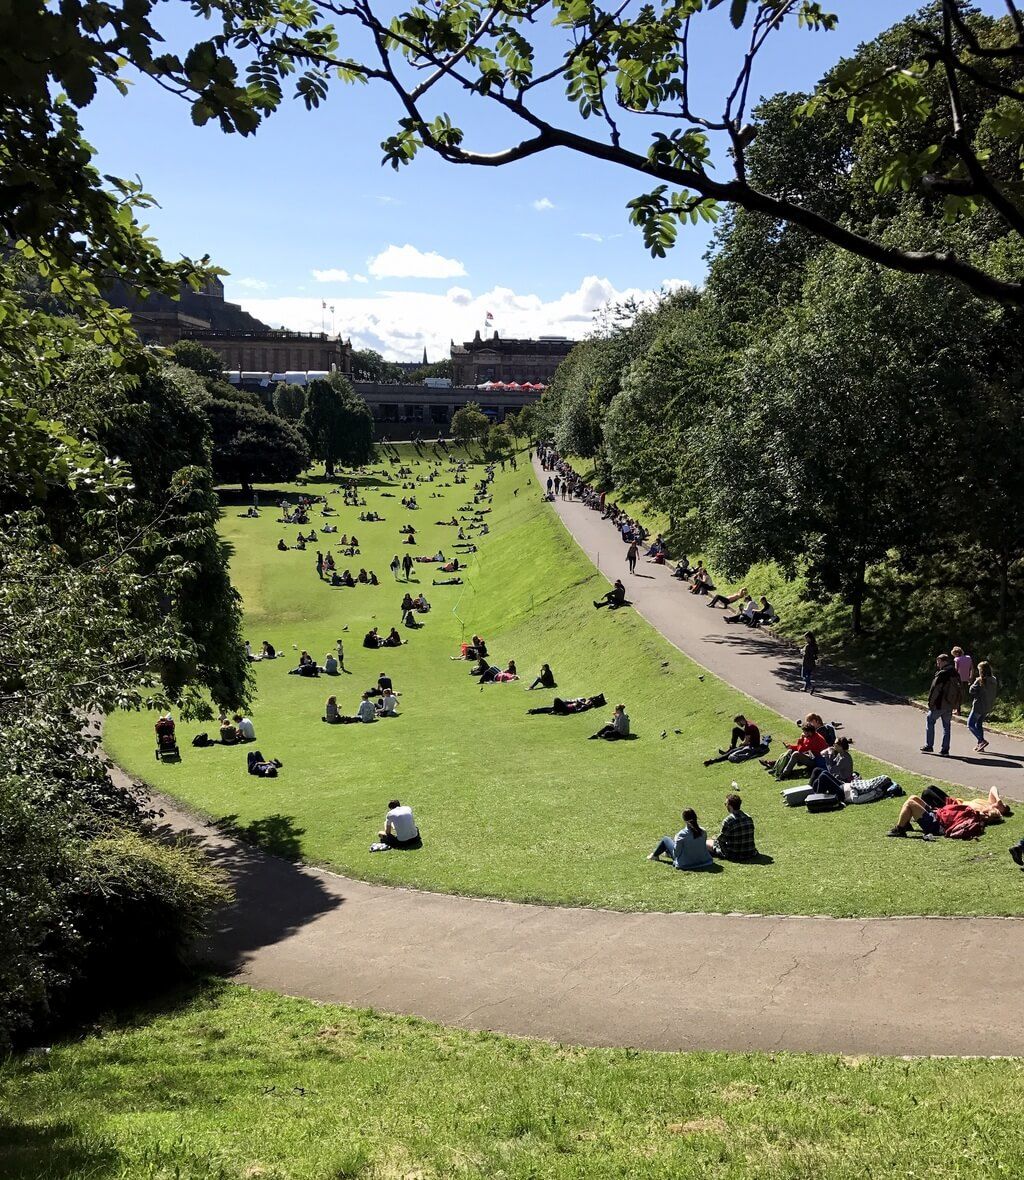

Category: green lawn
[2, 981, 1022, 1180]
[105, 445, 1024, 917]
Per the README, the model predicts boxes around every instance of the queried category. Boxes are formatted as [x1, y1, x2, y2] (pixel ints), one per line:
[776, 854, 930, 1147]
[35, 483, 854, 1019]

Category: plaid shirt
[715, 810, 757, 860]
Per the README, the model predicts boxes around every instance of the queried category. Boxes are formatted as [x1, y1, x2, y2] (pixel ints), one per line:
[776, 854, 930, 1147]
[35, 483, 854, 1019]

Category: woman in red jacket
[762, 724, 828, 781]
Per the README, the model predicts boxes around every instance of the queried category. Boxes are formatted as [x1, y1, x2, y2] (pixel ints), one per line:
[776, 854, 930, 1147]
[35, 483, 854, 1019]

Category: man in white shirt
[379, 799, 420, 848]
[356, 693, 377, 723]
[377, 688, 399, 716]
[233, 714, 256, 742]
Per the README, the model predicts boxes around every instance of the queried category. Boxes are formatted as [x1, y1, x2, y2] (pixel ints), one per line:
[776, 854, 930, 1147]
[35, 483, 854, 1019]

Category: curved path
[109, 769, 1024, 1059]
[537, 456, 1024, 796]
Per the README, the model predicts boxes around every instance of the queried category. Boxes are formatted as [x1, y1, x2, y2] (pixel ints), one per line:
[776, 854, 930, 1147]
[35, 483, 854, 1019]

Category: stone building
[450, 333, 575, 386]
[107, 276, 352, 374]
[183, 329, 351, 375]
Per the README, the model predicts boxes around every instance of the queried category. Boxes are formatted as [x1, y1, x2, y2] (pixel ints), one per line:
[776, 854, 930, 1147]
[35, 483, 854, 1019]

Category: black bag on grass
[805, 792, 844, 813]
[922, 785, 948, 810]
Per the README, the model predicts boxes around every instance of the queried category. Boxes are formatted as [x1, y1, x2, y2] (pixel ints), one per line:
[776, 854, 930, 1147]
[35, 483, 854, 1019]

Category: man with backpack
[921, 653, 963, 757]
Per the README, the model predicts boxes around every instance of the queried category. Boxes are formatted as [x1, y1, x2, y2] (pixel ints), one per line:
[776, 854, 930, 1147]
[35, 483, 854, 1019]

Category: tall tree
[273, 382, 307, 421]
[300, 374, 374, 476]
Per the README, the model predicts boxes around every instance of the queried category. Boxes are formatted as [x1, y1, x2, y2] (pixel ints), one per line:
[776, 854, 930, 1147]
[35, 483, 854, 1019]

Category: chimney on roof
[492, 330, 499, 341]
[473, 329, 482, 342]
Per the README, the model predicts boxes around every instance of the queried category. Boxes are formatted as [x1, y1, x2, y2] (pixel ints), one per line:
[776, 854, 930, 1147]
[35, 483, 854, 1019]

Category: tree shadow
[212, 813, 306, 861]
[0, 1119, 120, 1179]
[150, 816, 343, 974]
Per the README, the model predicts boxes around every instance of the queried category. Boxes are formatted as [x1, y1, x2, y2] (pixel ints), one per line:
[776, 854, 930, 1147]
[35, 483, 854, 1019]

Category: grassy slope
[3, 982, 1023, 1180]
[571, 462, 1024, 729]
[105, 447, 1023, 917]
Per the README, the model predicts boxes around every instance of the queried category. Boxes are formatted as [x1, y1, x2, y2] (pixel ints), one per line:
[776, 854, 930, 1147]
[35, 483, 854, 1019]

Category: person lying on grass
[648, 808, 715, 871]
[374, 799, 420, 850]
[589, 703, 630, 740]
[703, 715, 768, 766]
[527, 663, 556, 691]
[482, 660, 518, 684]
[709, 794, 758, 861]
[528, 693, 605, 716]
[433, 577, 463, 585]
[593, 579, 626, 610]
[761, 724, 827, 780]
[887, 786, 1010, 840]
[707, 586, 747, 610]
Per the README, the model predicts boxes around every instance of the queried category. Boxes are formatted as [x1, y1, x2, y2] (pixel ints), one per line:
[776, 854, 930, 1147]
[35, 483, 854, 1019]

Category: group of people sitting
[324, 686, 400, 723]
[288, 648, 348, 677]
[218, 713, 256, 744]
[649, 794, 758, 869]
[705, 588, 778, 627]
[363, 626, 405, 649]
[244, 640, 277, 661]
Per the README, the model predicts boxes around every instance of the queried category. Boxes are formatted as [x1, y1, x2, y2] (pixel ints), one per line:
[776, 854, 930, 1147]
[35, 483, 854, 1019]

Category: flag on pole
[322, 300, 327, 309]
[485, 311, 494, 322]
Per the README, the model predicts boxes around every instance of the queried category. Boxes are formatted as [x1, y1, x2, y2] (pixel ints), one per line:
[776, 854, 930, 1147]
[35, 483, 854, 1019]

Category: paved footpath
[537, 456, 1024, 798]
[111, 779, 1024, 1058]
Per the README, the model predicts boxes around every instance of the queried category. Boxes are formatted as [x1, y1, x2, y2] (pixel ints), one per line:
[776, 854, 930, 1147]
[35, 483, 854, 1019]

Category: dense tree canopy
[300, 373, 375, 476]
[451, 402, 490, 446]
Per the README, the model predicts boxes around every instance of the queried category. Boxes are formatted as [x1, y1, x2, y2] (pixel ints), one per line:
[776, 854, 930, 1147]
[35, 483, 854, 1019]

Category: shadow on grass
[0, 1119, 120, 1180]
[212, 813, 306, 860]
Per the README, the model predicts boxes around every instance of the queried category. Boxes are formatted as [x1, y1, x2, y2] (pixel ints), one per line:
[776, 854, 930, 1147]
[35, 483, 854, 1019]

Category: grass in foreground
[2, 982, 1022, 1180]
[104, 446, 1023, 917]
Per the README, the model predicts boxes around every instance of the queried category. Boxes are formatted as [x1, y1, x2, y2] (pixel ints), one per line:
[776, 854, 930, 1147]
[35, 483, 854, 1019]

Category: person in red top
[762, 723, 828, 781]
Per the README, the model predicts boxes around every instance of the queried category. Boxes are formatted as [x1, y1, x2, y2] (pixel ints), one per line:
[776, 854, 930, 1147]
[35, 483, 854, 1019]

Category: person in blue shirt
[648, 808, 714, 871]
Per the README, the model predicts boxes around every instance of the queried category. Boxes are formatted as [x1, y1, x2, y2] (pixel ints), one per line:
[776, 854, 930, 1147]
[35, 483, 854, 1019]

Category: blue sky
[80, 1, 1003, 359]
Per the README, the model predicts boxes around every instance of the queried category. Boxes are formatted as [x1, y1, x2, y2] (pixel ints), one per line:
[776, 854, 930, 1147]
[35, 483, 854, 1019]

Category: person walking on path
[626, 541, 639, 575]
[402, 553, 414, 581]
[922, 653, 963, 757]
[800, 632, 818, 694]
[967, 660, 998, 752]
[952, 646, 974, 715]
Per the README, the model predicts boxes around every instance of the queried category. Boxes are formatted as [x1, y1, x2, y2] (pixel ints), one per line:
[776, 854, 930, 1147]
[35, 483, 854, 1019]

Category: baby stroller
[154, 716, 181, 762]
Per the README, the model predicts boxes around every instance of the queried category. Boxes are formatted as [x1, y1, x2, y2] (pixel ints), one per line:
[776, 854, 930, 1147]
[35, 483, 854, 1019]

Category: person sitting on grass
[490, 660, 518, 683]
[289, 650, 320, 677]
[887, 786, 1010, 840]
[1011, 836, 1024, 870]
[219, 715, 239, 744]
[672, 557, 695, 580]
[277, 538, 288, 551]
[751, 595, 777, 627]
[363, 628, 380, 648]
[260, 640, 277, 659]
[709, 794, 758, 861]
[233, 714, 256, 742]
[403, 608, 423, 629]
[375, 799, 420, 850]
[383, 627, 404, 647]
[527, 663, 556, 691]
[528, 693, 605, 716]
[707, 586, 747, 610]
[594, 579, 626, 610]
[589, 702, 630, 740]
[648, 808, 714, 870]
[376, 687, 399, 716]
[323, 695, 340, 723]
[762, 723, 827, 780]
[401, 592, 414, 613]
[323, 651, 339, 676]
[414, 592, 430, 612]
[703, 715, 767, 766]
[357, 692, 378, 723]
[810, 736, 854, 795]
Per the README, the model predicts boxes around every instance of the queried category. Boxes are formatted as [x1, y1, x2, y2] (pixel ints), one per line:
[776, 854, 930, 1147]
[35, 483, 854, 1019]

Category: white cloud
[312, 268, 352, 283]
[353, 274, 369, 284]
[237, 275, 687, 364]
[532, 197, 556, 212]
[234, 277, 270, 290]
[366, 244, 467, 280]
[576, 233, 603, 242]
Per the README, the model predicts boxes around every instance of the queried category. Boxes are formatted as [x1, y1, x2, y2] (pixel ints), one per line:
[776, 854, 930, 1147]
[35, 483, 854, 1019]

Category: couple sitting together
[649, 794, 758, 869]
